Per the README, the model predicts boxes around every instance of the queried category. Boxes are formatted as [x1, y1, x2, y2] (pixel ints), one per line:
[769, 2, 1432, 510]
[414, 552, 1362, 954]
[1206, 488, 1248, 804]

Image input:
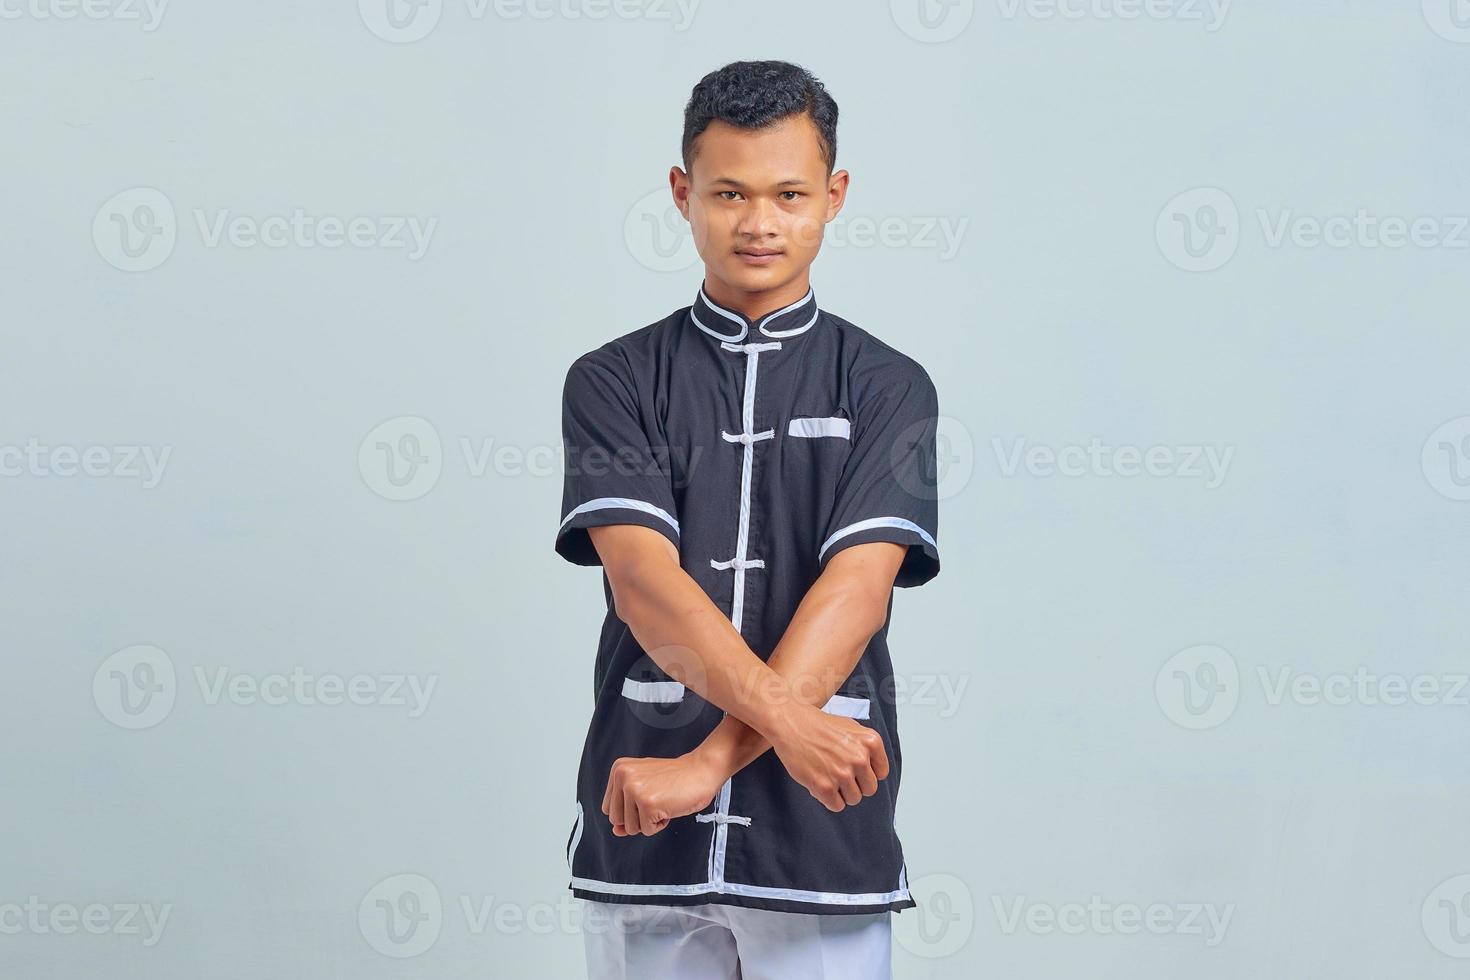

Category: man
[555, 60, 943, 979]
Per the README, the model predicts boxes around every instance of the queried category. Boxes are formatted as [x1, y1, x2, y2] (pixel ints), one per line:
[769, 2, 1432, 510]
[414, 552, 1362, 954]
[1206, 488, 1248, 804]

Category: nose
[734, 195, 782, 241]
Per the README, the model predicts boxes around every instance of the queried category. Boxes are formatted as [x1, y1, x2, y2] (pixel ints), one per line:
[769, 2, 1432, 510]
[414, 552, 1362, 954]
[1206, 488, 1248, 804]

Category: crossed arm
[587, 523, 906, 837]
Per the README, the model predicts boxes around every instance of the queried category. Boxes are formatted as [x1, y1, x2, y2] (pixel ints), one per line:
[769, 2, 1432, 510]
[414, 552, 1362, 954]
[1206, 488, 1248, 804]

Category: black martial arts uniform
[556, 283, 941, 916]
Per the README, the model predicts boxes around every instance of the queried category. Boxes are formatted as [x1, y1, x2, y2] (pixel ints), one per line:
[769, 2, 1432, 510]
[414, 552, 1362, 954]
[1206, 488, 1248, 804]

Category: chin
[724, 258, 786, 286]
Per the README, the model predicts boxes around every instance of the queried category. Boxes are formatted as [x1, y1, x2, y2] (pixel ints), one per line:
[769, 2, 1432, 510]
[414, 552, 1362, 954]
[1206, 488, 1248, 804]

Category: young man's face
[673, 112, 847, 298]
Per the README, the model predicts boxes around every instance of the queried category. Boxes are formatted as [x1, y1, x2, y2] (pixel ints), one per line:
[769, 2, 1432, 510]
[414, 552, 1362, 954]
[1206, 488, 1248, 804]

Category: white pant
[580, 899, 892, 980]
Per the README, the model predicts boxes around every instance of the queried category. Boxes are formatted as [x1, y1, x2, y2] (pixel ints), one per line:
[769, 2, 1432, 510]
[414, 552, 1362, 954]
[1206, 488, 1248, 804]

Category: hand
[602, 750, 727, 837]
[766, 703, 890, 812]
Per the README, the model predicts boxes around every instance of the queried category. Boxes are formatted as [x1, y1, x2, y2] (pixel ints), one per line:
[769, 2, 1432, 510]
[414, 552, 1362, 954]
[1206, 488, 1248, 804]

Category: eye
[719, 191, 744, 201]
[780, 191, 803, 201]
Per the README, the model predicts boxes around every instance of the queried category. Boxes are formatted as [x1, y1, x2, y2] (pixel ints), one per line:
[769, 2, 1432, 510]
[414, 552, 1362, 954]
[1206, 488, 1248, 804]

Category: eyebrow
[708, 176, 812, 189]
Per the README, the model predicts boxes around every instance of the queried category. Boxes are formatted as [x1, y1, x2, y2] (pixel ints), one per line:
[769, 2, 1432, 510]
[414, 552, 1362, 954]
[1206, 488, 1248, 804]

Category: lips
[736, 249, 782, 266]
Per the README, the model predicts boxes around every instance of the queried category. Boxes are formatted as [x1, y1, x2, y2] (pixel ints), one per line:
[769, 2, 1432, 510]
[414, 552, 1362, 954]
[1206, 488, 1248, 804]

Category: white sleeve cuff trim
[559, 497, 680, 535]
[818, 516, 937, 561]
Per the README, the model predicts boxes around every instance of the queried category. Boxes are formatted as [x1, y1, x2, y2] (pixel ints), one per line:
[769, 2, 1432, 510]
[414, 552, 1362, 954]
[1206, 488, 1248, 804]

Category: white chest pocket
[787, 416, 851, 440]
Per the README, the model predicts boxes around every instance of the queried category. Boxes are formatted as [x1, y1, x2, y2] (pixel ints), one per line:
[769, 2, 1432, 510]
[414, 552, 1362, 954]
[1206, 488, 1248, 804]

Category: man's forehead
[690, 117, 826, 183]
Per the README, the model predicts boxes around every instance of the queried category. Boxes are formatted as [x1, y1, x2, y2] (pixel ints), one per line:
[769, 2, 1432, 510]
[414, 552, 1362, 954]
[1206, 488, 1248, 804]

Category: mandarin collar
[689, 282, 820, 343]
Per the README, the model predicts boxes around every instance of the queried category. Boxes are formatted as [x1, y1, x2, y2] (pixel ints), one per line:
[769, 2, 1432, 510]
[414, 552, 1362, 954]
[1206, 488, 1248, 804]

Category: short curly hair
[682, 60, 838, 177]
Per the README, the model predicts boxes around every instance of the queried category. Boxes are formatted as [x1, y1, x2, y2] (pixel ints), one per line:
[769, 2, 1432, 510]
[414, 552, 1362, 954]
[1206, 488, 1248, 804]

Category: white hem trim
[819, 516, 936, 562]
[569, 875, 911, 907]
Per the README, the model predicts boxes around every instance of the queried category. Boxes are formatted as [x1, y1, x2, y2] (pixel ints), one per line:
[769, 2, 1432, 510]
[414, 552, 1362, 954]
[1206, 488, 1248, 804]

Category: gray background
[4, 0, 1469, 976]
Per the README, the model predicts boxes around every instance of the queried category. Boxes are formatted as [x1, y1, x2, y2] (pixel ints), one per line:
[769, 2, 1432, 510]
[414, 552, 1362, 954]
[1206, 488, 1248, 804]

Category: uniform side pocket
[821, 693, 871, 719]
[621, 677, 686, 703]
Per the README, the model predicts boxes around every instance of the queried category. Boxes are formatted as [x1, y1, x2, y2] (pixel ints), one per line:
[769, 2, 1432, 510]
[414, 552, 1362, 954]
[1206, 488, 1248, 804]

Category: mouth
[735, 247, 783, 265]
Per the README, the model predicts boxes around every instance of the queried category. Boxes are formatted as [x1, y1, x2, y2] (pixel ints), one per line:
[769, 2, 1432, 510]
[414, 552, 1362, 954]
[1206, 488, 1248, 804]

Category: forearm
[610, 554, 800, 744]
[692, 571, 886, 780]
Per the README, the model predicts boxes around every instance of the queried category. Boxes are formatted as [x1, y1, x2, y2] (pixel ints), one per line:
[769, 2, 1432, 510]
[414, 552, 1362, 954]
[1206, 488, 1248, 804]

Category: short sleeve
[817, 363, 941, 588]
[554, 349, 680, 566]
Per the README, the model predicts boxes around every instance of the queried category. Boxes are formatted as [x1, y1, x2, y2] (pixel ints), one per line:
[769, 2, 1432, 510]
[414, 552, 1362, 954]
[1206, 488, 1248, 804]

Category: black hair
[682, 60, 838, 177]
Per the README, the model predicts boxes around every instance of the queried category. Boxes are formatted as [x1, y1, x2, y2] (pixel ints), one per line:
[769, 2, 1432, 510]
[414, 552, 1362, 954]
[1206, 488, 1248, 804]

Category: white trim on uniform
[692, 286, 819, 342]
[570, 874, 912, 907]
[560, 497, 680, 535]
[702, 337, 783, 889]
[821, 694, 871, 719]
[819, 516, 937, 562]
[788, 416, 851, 440]
[621, 678, 686, 703]
[568, 800, 584, 869]
[757, 288, 818, 338]
[714, 341, 782, 635]
[691, 286, 750, 342]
